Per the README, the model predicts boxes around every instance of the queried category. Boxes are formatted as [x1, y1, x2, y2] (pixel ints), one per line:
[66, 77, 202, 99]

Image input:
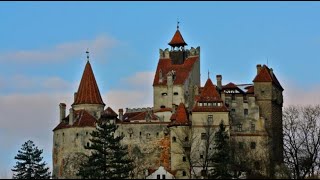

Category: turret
[59, 103, 66, 122]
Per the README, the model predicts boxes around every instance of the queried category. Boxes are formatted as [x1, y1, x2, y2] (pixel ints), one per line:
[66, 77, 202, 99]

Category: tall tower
[253, 64, 284, 176]
[52, 53, 105, 179]
[153, 25, 200, 119]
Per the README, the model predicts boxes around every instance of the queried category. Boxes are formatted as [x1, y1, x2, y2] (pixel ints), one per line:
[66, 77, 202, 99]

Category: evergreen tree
[78, 120, 134, 179]
[12, 140, 51, 179]
[209, 121, 232, 179]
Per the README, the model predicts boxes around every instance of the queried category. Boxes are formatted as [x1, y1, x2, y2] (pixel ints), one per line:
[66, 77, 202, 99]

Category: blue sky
[1, 1, 320, 178]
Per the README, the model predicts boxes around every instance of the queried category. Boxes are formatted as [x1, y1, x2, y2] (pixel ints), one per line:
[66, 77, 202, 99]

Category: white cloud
[0, 35, 118, 63]
[0, 92, 75, 177]
[1, 75, 75, 93]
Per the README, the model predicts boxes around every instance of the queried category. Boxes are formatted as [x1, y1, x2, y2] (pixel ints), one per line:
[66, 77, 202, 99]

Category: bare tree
[171, 118, 217, 179]
[283, 105, 320, 179]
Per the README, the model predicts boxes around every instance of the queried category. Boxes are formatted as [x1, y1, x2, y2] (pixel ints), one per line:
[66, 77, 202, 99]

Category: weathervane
[177, 19, 180, 30]
[86, 48, 89, 61]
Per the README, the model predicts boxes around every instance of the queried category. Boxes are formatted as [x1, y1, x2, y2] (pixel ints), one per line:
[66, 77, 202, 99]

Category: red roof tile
[198, 78, 223, 102]
[73, 61, 105, 105]
[130, 111, 159, 121]
[153, 57, 199, 86]
[168, 30, 187, 47]
[192, 106, 229, 112]
[253, 65, 283, 90]
[102, 107, 118, 118]
[169, 103, 189, 126]
[123, 112, 141, 122]
[223, 82, 238, 89]
[246, 86, 254, 94]
[53, 110, 97, 131]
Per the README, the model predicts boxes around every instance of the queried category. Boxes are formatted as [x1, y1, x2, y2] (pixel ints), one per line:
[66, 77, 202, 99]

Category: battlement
[159, 46, 200, 59]
[125, 107, 153, 113]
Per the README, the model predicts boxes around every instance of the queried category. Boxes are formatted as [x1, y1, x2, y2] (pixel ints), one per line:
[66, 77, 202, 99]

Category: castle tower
[72, 56, 105, 118]
[153, 25, 200, 120]
[253, 64, 284, 176]
[168, 102, 191, 179]
[52, 53, 106, 179]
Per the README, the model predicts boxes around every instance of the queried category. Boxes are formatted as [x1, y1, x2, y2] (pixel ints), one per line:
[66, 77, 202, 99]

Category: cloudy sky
[1, 1, 320, 178]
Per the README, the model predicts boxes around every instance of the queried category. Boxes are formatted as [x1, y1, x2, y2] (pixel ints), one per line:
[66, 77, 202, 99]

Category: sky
[1, 1, 320, 178]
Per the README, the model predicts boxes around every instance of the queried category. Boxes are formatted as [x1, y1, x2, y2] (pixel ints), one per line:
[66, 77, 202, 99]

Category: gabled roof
[198, 78, 223, 102]
[169, 103, 189, 126]
[102, 107, 118, 118]
[222, 82, 245, 94]
[168, 30, 187, 47]
[153, 56, 199, 86]
[246, 86, 254, 94]
[53, 109, 97, 131]
[130, 111, 159, 121]
[73, 61, 105, 105]
[192, 78, 229, 112]
[253, 65, 283, 90]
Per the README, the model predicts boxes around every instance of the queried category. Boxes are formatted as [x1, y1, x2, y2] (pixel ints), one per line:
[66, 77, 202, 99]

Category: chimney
[69, 108, 74, 125]
[59, 103, 66, 122]
[216, 75, 222, 89]
[257, 64, 262, 74]
[270, 68, 273, 77]
[74, 92, 77, 101]
[119, 109, 123, 121]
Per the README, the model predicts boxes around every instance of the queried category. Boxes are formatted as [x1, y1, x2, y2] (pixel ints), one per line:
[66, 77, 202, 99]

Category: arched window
[172, 136, 176, 142]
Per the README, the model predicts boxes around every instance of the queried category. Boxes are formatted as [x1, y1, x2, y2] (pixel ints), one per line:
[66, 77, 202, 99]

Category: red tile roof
[73, 61, 105, 105]
[130, 111, 159, 121]
[53, 109, 97, 131]
[154, 107, 172, 113]
[102, 107, 118, 118]
[169, 103, 189, 126]
[246, 86, 254, 94]
[168, 30, 187, 47]
[198, 78, 223, 102]
[253, 65, 283, 90]
[223, 82, 238, 89]
[192, 106, 229, 112]
[153, 57, 199, 86]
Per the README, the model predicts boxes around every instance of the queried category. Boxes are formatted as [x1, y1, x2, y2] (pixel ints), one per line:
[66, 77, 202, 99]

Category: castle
[52, 26, 284, 179]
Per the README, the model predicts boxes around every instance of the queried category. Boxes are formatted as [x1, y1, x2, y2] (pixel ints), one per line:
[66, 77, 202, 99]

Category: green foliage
[12, 140, 51, 179]
[78, 120, 134, 179]
[209, 121, 232, 179]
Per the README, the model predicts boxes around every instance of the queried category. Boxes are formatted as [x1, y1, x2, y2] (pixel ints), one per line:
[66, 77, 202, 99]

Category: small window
[232, 94, 235, 100]
[243, 95, 247, 101]
[172, 136, 176, 142]
[204, 102, 208, 106]
[174, 92, 179, 95]
[185, 136, 189, 142]
[139, 132, 142, 136]
[156, 132, 159, 137]
[62, 133, 64, 136]
[86, 132, 88, 135]
[239, 142, 244, 149]
[251, 123, 255, 132]
[254, 161, 261, 170]
[157, 174, 160, 179]
[162, 174, 166, 179]
[237, 124, 242, 132]
[251, 142, 256, 149]
[161, 92, 168, 96]
[231, 109, 236, 114]
[244, 109, 248, 116]
[182, 171, 186, 176]
[160, 105, 166, 108]
[201, 133, 207, 140]
[130, 134, 132, 138]
[207, 115, 213, 124]
[121, 132, 124, 137]
[87, 142, 90, 147]
[261, 90, 265, 94]
[200, 154, 203, 159]
[183, 156, 186, 162]
[201, 170, 206, 176]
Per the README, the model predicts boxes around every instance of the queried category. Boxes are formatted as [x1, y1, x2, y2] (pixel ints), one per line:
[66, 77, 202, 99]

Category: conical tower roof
[198, 78, 223, 102]
[168, 29, 187, 47]
[73, 61, 105, 105]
